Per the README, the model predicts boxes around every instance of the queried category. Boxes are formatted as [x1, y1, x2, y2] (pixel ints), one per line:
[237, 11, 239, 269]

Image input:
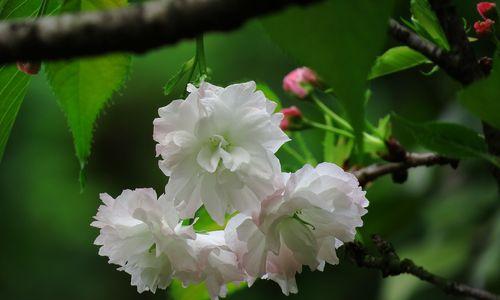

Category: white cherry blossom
[175, 231, 245, 300]
[225, 163, 368, 294]
[91, 188, 197, 293]
[153, 81, 289, 224]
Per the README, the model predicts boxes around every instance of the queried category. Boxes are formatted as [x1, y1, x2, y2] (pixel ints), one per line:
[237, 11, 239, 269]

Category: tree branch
[0, 0, 322, 64]
[388, 1, 500, 188]
[344, 235, 500, 300]
[387, 19, 466, 82]
[353, 152, 457, 186]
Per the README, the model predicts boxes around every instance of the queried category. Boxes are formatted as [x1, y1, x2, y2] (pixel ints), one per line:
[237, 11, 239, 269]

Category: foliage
[261, 0, 395, 156]
[45, 0, 131, 187]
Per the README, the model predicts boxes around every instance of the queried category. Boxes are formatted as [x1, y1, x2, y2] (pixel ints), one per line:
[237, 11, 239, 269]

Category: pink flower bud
[16, 61, 41, 75]
[477, 2, 497, 19]
[280, 106, 302, 131]
[282, 67, 318, 99]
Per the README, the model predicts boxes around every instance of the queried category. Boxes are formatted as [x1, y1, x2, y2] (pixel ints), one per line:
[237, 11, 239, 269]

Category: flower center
[208, 134, 231, 151]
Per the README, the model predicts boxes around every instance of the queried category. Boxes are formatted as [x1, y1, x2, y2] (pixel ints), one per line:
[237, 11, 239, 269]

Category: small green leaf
[394, 114, 499, 166]
[45, 0, 131, 186]
[410, 0, 450, 50]
[459, 50, 500, 130]
[369, 46, 430, 79]
[262, 0, 395, 156]
[421, 64, 440, 76]
[374, 114, 392, 140]
[163, 57, 195, 96]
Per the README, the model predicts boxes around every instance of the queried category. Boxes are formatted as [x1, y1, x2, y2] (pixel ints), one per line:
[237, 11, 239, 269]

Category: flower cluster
[92, 81, 368, 298]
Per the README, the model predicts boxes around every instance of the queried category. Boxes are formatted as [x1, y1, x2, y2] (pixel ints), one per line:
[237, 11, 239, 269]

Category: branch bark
[344, 235, 500, 300]
[0, 0, 322, 64]
[353, 152, 457, 186]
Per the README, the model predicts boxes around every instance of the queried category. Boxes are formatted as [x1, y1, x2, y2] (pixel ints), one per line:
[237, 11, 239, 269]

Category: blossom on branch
[153, 81, 289, 225]
[225, 163, 368, 295]
[91, 188, 197, 293]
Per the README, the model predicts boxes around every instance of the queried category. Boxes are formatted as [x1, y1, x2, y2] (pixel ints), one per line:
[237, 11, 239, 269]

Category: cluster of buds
[474, 2, 497, 38]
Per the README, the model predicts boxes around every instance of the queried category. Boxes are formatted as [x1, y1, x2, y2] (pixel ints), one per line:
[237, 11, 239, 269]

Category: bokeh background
[1, 1, 499, 299]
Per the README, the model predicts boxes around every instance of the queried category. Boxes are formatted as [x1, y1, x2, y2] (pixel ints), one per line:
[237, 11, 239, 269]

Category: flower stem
[196, 35, 208, 76]
[311, 94, 353, 131]
[292, 132, 317, 166]
[281, 144, 307, 164]
[303, 119, 354, 138]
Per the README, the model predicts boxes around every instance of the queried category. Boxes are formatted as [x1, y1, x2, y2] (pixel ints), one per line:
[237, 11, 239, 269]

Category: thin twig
[353, 152, 457, 186]
[0, 0, 321, 64]
[344, 235, 500, 300]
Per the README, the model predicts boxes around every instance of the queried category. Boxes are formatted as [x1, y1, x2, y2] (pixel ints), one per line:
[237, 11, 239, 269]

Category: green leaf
[459, 50, 500, 130]
[262, 0, 395, 156]
[374, 114, 392, 140]
[393, 114, 499, 166]
[410, 0, 450, 50]
[163, 57, 195, 96]
[45, 0, 131, 186]
[256, 82, 282, 111]
[0, 0, 60, 162]
[0, 66, 30, 162]
[369, 46, 430, 79]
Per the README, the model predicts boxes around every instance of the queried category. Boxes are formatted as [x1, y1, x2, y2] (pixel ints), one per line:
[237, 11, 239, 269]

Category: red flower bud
[477, 2, 497, 19]
[474, 19, 495, 38]
[283, 67, 319, 99]
[16, 61, 41, 75]
[280, 106, 302, 131]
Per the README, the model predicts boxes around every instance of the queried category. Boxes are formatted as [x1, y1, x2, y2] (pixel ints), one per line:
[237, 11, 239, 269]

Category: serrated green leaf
[45, 0, 131, 186]
[410, 0, 450, 50]
[369, 46, 430, 79]
[261, 0, 395, 157]
[393, 114, 499, 166]
[164, 57, 195, 96]
[459, 50, 500, 130]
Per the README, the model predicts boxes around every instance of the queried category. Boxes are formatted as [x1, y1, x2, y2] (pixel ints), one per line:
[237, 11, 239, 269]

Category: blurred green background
[1, 1, 499, 300]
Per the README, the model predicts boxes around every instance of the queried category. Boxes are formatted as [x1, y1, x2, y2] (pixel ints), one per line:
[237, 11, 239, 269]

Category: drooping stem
[311, 94, 353, 131]
[303, 119, 354, 138]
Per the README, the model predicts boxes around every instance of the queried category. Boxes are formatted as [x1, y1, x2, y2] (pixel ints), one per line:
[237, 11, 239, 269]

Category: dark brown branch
[388, 19, 465, 82]
[344, 235, 500, 300]
[427, 0, 500, 188]
[353, 152, 457, 186]
[389, 1, 500, 188]
[0, 0, 322, 64]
